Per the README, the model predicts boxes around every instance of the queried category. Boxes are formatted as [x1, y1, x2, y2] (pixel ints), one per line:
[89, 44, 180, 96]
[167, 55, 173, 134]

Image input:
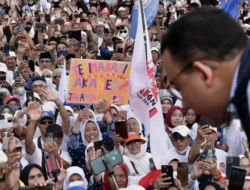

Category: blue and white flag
[129, 0, 159, 40]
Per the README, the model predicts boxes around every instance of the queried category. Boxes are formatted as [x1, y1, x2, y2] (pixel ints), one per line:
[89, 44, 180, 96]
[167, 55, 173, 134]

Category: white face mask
[69, 116, 75, 128]
[57, 64, 64, 69]
[84, 0, 89, 3]
[119, 32, 128, 39]
[45, 78, 53, 86]
[17, 87, 25, 96]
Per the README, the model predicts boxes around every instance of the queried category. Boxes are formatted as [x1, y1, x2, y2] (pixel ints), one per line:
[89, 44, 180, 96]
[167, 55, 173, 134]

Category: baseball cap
[171, 125, 191, 137]
[96, 21, 104, 27]
[53, 68, 63, 78]
[3, 96, 20, 104]
[9, 51, 16, 57]
[118, 7, 126, 12]
[2, 136, 22, 151]
[209, 126, 217, 132]
[11, 20, 17, 24]
[0, 63, 7, 73]
[39, 111, 55, 121]
[45, 124, 63, 135]
[124, 133, 146, 144]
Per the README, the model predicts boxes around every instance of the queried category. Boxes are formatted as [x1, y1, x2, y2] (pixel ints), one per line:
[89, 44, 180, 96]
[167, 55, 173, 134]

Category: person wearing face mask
[41, 69, 56, 92]
[52, 68, 63, 93]
[3, 96, 21, 110]
[24, 21, 35, 39]
[165, 125, 191, 164]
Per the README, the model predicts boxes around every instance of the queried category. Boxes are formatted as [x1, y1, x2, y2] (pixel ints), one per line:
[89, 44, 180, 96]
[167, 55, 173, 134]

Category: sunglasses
[119, 30, 127, 34]
[171, 135, 188, 142]
[39, 120, 54, 125]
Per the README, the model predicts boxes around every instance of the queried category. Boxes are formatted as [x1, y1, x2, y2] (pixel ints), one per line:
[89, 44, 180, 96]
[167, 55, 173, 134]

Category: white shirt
[225, 119, 247, 156]
[25, 137, 72, 166]
[165, 147, 190, 165]
[123, 152, 152, 176]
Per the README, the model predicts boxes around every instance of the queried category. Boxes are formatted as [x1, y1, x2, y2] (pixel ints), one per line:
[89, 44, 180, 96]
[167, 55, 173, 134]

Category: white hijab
[127, 117, 143, 137]
[63, 166, 88, 190]
[85, 109, 97, 122]
[80, 119, 102, 146]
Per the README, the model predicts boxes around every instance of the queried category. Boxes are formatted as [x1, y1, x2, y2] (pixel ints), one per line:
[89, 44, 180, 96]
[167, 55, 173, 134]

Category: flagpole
[139, 0, 149, 64]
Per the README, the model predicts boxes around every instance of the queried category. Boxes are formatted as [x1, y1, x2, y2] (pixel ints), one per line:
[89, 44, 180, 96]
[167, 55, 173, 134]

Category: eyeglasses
[171, 135, 188, 142]
[119, 30, 127, 34]
[40, 60, 51, 64]
[165, 62, 194, 100]
[39, 120, 54, 125]
[166, 62, 217, 100]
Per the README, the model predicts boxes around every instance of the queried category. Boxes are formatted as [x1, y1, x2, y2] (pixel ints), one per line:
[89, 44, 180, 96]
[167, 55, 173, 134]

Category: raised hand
[40, 88, 59, 102]
[5, 137, 22, 189]
[28, 101, 42, 121]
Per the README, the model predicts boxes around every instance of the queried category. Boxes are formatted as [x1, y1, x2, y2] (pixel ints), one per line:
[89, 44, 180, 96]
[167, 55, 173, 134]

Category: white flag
[129, 0, 172, 169]
[58, 62, 68, 103]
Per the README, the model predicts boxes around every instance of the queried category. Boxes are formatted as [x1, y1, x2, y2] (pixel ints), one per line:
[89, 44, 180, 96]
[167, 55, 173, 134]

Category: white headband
[32, 80, 46, 86]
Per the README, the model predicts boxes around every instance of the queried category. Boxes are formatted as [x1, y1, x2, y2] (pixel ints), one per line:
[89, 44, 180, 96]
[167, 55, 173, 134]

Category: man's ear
[193, 61, 213, 88]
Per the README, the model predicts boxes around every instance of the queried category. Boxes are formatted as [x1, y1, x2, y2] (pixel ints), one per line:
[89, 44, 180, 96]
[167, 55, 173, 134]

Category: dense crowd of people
[0, 0, 250, 189]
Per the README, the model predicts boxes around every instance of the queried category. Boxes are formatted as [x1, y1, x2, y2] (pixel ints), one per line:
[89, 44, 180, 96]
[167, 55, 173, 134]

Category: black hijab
[20, 164, 47, 186]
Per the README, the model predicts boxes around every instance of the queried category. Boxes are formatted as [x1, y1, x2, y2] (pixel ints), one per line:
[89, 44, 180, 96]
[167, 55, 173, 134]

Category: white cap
[9, 51, 16, 58]
[118, 7, 126, 12]
[209, 126, 217, 132]
[11, 20, 17, 24]
[109, 14, 116, 19]
[64, 105, 74, 114]
[0, 62, 7, 73]
[171, 125, 191, 137]
[191, 0, 201, 7]
[96, 21, 104, 27]
[151, 47, 159, 53]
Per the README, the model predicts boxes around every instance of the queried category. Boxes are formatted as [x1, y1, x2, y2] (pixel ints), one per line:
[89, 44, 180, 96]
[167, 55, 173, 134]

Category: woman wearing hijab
[184, 107, 201, 140]
[68, 119, 114, 180]
[63, 166, 89, 189]
[166, 106, 184, 136]
[123, 133, 152, 176]
[114, 116, 149, 154]
[20, 164, 47, 186]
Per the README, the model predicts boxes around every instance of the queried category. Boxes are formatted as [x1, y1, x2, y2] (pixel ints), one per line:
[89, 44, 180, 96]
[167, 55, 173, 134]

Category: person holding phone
[68, 119, 109, 180]
[188, 125, 227, 176]
[122, 133, 152, 176]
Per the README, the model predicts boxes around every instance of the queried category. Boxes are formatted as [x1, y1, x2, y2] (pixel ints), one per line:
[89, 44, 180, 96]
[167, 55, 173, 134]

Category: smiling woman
[122, 133, 152, 176]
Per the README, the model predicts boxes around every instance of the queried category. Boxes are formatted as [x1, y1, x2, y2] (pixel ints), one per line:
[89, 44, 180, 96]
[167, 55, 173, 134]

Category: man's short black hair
[161, 7, 247, 67]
